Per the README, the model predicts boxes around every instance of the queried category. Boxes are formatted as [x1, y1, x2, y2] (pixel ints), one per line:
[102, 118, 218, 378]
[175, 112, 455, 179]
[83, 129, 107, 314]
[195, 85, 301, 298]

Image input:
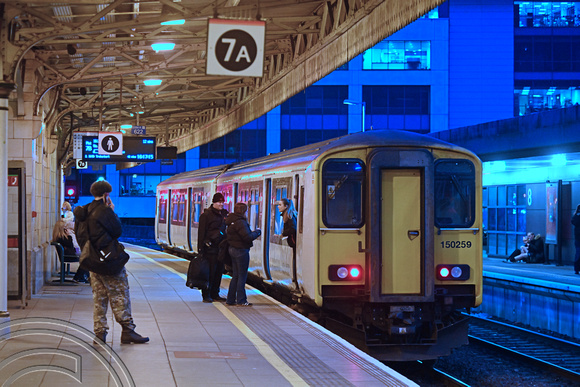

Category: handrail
[319, 228, 361, 235]
[437, 227, 479, 235]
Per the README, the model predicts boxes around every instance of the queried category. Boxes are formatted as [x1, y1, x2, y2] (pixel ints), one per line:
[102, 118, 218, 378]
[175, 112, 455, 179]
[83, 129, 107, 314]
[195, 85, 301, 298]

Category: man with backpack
[74, 180, 149, 344]
[197, 192, 229, 302]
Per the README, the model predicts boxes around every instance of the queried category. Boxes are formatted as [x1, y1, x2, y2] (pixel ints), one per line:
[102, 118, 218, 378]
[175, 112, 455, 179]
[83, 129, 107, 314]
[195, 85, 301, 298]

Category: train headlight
[451, 266, 463, 278]
[337, 267, 349, 279]
[329, 265, 363, 281]
[436, 264, 470, 281]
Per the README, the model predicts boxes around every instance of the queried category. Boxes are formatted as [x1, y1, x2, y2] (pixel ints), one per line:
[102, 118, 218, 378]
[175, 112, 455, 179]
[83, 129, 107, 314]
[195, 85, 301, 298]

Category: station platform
[482, 256, 580, 293]
[1, 244, 416, 387]
[477, 256, 580, 340]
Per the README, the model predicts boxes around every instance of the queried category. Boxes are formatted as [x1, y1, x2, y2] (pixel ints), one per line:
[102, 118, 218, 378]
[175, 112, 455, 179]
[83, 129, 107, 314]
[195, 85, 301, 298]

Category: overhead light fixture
[151, 43, 175, 52]
[551, 154, 567, 167]
[143, 79, 162, 86]
[120, 124, 132, 129]
[161, 19, 185, 25]
[120, 129, 126, 134]
[79, 87, 87, 96]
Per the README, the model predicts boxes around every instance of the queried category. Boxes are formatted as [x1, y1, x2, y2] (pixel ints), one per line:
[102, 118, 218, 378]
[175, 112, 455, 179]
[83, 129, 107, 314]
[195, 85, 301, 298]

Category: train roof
[158, 130, 476, 187]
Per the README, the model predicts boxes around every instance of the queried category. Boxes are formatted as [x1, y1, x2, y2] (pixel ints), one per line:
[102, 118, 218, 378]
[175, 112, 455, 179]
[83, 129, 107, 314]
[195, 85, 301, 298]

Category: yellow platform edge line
[131, 251, 308, 387]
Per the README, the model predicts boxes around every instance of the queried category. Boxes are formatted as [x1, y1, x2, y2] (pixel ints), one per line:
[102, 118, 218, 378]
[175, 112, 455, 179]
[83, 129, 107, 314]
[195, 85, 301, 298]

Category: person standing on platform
[62, 201, 74, 229]
[74, 180, 149, 344]
[198, 192, 229, 302]
[572, 204, 580, 274]
[225, 202, 261, 306]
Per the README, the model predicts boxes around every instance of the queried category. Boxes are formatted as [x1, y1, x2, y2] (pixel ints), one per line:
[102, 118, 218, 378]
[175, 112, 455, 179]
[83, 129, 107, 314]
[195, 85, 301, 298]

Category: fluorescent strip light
[120, 124, 132, 129]
[144, 79, 162, 86]
[151, 43, 175, 52]
[161, 19, 185, 25]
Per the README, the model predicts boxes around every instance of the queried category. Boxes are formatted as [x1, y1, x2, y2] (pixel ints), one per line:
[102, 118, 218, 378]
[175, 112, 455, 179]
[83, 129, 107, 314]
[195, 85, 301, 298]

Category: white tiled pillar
[0, 82, 15, 318]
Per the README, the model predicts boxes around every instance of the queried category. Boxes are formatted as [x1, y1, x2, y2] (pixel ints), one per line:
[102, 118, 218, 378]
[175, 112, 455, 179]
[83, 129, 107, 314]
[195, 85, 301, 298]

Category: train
[156, 129, 483, 361]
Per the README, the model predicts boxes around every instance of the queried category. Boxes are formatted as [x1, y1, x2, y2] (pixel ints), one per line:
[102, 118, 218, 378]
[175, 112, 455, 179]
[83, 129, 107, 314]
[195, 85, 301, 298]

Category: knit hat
[212, 192, 225, 203]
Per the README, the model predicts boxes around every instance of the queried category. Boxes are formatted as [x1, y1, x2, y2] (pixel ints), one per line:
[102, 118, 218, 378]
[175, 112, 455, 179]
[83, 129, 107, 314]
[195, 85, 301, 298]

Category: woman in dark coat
[278, 198, 297, 249]
[52, 219, 89, 283]
[225, 202, 261, 306]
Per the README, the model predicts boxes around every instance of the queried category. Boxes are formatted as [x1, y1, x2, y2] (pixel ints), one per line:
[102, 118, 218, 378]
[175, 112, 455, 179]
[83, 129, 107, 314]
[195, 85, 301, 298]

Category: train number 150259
[440, 241, 472, 248]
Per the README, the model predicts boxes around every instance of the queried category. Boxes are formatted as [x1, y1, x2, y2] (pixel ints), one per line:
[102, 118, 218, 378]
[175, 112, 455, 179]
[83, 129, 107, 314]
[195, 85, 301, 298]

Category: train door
[269, 178, 293, 283]
[157, 190, 169, 244]
[367, 150, 434, 303]
[187, 187, 193, 251]
[167, 189, 172, 246]
[8, 165, 27, 306]
[189, 188, 204, 252]
[263, 179, 272, 280]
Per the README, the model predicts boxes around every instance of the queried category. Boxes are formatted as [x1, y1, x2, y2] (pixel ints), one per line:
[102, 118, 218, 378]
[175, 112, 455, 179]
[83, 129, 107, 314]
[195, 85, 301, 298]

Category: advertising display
[545, 182, 558, 244]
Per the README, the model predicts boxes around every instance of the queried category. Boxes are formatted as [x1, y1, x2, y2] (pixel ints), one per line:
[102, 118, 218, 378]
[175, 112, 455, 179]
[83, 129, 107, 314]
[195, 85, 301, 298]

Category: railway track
[467, 314, 580, 383]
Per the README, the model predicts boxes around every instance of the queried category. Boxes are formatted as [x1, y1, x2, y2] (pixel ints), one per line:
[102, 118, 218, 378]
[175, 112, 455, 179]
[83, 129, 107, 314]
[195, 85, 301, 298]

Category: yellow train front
[156, 130, 483, 362]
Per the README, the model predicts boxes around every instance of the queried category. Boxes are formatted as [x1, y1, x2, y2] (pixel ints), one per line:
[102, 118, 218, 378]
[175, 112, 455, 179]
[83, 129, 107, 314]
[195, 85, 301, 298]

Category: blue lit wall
[448, 0, 514, 129]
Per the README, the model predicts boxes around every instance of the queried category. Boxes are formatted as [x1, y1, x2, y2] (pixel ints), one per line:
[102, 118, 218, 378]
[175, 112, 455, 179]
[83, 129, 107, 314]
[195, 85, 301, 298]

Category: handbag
[79, 239, 129, 275]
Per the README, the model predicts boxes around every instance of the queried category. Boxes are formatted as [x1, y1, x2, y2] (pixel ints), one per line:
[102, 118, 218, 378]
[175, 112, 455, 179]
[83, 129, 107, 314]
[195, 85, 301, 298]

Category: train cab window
[322, 160, 365, 228]
[434, 160, 475, 228]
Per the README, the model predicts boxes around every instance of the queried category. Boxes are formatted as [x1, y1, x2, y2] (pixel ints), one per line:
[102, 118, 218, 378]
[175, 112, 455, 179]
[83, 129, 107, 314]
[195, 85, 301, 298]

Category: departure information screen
[82, 136, 156, 161]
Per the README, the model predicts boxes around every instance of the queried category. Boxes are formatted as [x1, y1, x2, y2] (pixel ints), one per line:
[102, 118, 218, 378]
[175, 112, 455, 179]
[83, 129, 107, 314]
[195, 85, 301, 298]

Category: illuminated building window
[484, 185, 527, 257]
[362, 40, 431, 70]
[516, 2, 580, 28]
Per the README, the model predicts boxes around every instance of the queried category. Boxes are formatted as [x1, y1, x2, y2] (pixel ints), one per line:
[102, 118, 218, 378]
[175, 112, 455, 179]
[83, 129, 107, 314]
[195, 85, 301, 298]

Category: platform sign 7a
[206, 19, 265, 77]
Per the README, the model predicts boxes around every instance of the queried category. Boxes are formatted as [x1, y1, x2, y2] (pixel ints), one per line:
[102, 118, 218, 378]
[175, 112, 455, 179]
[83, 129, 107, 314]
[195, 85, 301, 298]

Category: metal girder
[2, 0, 443, 162]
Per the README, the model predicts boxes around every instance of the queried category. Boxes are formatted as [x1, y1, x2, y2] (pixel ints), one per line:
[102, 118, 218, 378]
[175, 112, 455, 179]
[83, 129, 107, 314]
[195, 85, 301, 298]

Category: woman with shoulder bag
[225, 202, 261, 306]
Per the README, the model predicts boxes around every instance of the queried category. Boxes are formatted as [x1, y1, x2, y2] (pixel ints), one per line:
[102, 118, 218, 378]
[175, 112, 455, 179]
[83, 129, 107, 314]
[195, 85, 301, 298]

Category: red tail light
[329, 265, 363, 281]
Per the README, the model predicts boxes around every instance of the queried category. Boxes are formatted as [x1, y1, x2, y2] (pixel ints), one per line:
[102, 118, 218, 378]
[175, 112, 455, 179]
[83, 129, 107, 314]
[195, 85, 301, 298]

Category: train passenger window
[171, 189, 187, 226]
[158, 191, 168, 224]
[434, 160, 475, 228]
[249, 189, 261, 231]
[274, 187, 288, 234]
[322, 160, 365, 228]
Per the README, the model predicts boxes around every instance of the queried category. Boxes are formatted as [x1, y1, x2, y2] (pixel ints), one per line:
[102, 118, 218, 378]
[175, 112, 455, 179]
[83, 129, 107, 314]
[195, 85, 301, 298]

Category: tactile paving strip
[233, 297, 408, 386]
[233, 302, 354, 387]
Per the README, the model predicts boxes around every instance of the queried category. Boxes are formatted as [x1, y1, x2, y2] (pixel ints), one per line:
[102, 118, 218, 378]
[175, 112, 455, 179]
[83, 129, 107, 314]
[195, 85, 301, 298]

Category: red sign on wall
[8, 175, 18, 186]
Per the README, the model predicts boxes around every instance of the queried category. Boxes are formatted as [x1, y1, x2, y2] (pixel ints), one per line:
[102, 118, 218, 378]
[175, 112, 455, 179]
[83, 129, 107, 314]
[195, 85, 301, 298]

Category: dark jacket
[527, 234, 545, 263]
[56, 235, 77, 256]
[74, 199, 122, 250]
[282, 216, 297, 249]
[198, 205, 228, 253]
[225, 213, 261, 249]
[572, 212, 580, 245]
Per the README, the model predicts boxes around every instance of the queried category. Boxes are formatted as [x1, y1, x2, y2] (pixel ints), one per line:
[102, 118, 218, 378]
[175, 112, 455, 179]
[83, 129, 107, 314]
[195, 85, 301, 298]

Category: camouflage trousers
[90, 267, 136, 334]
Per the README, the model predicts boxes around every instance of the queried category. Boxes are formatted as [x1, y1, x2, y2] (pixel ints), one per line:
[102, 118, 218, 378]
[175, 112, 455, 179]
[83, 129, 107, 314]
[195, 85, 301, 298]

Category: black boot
[121, 329, 150, 344]
[93, 331, 107, 345]
[201, 288, 213, 303]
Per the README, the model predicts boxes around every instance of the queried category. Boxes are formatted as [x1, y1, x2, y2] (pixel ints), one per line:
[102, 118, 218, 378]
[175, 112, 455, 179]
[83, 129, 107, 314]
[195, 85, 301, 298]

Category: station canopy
[3, 0, 443, 164]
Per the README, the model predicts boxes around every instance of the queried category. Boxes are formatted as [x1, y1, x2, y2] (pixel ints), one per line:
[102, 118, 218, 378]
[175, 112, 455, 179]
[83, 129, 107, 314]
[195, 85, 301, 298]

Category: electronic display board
[82, 136, 156, 161]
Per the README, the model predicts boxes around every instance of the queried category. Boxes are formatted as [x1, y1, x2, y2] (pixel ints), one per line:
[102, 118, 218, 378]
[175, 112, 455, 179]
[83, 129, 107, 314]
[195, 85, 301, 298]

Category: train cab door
[367, 150, 434, 303]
